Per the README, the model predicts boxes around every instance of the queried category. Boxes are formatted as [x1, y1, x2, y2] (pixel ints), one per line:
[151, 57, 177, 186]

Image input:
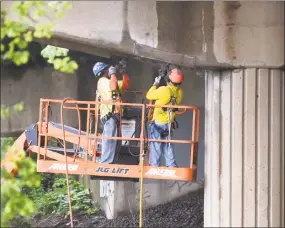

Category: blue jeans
[100, 116, 118, 164]
[148, 121, 177, 167]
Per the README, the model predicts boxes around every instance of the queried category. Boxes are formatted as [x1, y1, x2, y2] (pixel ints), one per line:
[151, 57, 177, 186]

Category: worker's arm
[176, 88, 183, 105]
[117, 73, 130, 92]
[109, 66, 119, 91]
[146, 75, 165, 100]
[109, 75, 118, 91]
[146, 86, 164, 100]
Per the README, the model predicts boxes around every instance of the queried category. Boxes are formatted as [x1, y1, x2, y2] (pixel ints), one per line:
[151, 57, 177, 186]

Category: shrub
[30, 174, 99, 218]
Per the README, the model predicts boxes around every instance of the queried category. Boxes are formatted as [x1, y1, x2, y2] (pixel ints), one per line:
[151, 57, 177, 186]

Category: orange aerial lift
[2, 90, 200, 227]
[3, 95, 200, 181]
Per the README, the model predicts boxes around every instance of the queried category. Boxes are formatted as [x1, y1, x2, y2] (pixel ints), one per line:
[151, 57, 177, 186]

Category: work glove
[153, 76, 162, 87]
[108, 66, 117, 77]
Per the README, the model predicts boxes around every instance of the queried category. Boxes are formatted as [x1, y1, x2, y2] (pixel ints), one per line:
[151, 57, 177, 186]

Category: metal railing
[37, 98, 200, 169]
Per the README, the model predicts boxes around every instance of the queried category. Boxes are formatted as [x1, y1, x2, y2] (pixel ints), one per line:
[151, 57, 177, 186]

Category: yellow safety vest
[97, 77, 124, 117]
[146, 85, 183, 123]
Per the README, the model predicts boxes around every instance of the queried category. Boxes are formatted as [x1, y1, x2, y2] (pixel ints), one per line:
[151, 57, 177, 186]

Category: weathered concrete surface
[213, 2, 284, 67]
[1, 1, 284, 68]
[205, 69, 284, 227]
[1, 43, 112, 135]
[0, 63, 79, 135]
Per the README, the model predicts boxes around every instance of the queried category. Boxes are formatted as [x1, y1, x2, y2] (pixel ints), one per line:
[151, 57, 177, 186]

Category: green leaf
[1, 10, 7, 18]
[20, 51, 30, 64]
[24, 31, 33, 42]
[13, 102, 24, 112]
[53, 58, 62, 70]
[1, 44, 5, 52]
[4, 18, 12, 27]
[1, 107, 7, 119]
[41, 45, 69, 59]
[1, 28, 7, 39]
[62, 56, 70, 64]
[33, 30, 42, 38]
[17, 40, 28, 49]
[13, 37, 20, 44]
[6, 27, 16, 38]
[69, 61, 79, 70]
[63, 2, 72, 11]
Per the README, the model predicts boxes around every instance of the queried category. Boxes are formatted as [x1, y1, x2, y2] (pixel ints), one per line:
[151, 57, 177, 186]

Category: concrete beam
[36, 33, 233, 71]
[1, 1, 284, 68]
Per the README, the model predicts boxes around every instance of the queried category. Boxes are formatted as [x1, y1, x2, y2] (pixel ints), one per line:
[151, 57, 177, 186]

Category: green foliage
[1, 137, 97, 226]
[1, 148, 41, 227]
[1, 101, 24, 120]
[41, 45, 78, 73]
[1, 1, 79, 74]
[0, 2, 84, 226]
[1, 106, 11, 120]
[1, 137, 15, 159]
[29, 174, 98, 218]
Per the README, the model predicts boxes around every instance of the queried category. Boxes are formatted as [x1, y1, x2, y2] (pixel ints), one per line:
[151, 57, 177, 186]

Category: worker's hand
[108, 66, 117, 77]
[153, 76, 161, 87]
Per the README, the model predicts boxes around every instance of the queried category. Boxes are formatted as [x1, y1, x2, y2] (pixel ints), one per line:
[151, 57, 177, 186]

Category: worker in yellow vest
[93, 62, 130, 164]
[146, 67, 183, 167]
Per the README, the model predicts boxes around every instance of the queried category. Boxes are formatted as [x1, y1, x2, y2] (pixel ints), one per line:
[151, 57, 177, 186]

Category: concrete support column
[204, 69, 284, 227]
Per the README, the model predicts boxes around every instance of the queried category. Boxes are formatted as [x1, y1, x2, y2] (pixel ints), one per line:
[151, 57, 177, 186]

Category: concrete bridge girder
[1, 1, 284, 68]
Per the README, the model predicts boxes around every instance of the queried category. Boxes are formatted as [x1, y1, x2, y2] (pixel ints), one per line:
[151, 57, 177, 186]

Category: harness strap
[162, 86, 177, 112]
[101, 112, 120, 125]
[111, 91, 117, 113]
[97, 89, 121, 115]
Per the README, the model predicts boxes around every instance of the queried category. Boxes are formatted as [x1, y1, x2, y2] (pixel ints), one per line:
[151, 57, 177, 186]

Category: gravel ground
[30, 188, 204, 227]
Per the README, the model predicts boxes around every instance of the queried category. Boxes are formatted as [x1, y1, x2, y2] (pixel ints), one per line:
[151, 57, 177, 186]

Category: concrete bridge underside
[1, 1, 284, 227]
[2, 1, 284, 69]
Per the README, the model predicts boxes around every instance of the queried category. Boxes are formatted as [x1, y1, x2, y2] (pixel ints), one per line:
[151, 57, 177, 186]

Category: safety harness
[96, 87, 121, 125]
[100, 97, 120, 124]
[165, 86, 180, 155]
[167, 86, 179, 126]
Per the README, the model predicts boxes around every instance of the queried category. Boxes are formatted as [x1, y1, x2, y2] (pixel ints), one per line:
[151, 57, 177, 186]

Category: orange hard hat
[168, 68, 183, 84]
